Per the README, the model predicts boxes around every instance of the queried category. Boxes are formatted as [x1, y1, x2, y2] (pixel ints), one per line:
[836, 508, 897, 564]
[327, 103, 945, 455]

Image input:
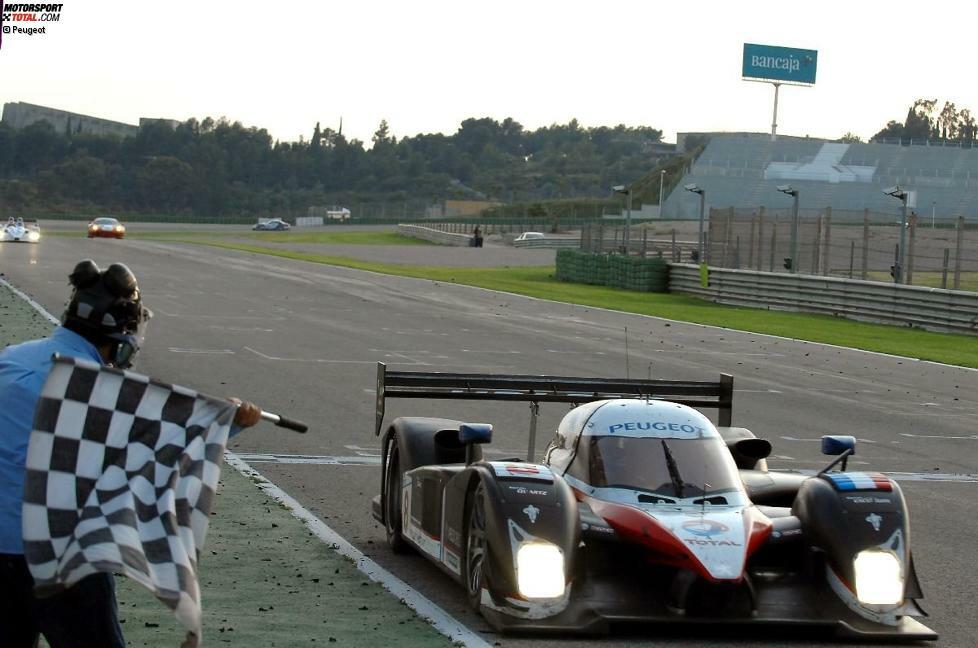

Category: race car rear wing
[375, 362, 733, 460]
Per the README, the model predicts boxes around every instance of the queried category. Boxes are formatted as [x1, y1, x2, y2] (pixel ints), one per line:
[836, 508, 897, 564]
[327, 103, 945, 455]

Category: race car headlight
[516, 542, 564, 599]
[854, 550, 903, 605]
[115, 225, 125, 232]
[27, 231, 40, 241]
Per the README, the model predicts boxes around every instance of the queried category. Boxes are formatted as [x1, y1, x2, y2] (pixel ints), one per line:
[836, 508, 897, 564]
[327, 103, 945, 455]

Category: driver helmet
[62, 259, 151, 368]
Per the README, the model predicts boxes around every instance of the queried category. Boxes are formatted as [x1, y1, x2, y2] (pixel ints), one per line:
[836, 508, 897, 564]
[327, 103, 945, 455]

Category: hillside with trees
[872, 99, 977, 143]
[0, 116, 666, 219]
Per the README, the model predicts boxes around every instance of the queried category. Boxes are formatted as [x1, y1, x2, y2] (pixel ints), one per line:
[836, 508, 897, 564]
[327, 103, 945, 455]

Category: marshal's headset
[63, 259, 151, 369]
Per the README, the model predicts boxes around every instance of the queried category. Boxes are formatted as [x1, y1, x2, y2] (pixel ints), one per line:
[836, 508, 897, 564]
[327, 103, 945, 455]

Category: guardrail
[668, 264, 978, 334]
[512, 236, 581, 249]
[397, 224, 473, 247]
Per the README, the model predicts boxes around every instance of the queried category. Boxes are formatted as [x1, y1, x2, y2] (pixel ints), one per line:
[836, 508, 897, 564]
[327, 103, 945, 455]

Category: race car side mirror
[460, 423, 492, 465]
[459, 423, 493, 445]
[821, 435, 856, 456]
[733, 438, 772, 462]
[820, 435, 856, 473]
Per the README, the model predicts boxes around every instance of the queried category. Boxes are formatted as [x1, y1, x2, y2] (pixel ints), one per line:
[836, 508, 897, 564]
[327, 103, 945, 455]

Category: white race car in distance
[1, 217, 41, 243]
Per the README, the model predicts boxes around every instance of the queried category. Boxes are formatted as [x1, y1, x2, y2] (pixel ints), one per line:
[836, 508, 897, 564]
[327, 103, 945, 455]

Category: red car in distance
[87, 217, 126, 239]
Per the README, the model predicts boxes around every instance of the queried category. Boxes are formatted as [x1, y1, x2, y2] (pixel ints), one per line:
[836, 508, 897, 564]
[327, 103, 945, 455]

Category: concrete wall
[398, 224, 472, 246]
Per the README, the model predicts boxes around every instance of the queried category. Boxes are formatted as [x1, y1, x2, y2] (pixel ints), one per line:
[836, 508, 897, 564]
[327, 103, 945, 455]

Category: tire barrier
[556, 249, 670, 293]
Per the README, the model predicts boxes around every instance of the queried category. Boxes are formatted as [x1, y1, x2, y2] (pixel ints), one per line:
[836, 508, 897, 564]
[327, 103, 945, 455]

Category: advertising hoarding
[743, 43, 817, 85]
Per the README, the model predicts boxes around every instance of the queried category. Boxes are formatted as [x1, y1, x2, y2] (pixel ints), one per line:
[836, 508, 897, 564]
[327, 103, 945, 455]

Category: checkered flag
[22, 354, 238, 647]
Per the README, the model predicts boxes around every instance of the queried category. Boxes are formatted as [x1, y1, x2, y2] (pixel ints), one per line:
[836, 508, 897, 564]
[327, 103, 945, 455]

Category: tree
[959, 109, 976, 141]
[136, 156, 195, 210]
[938, 101, 959, 140]
[372, 120, 394, 148]
[311, 122, 322, 148]
[838, 132, 862, 143]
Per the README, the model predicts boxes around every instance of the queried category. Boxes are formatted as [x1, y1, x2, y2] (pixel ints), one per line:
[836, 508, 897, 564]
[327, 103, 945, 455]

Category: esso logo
[682, 519, 729, 538]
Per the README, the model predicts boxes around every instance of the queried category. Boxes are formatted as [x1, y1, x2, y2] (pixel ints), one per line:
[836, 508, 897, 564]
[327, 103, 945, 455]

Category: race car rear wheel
[384, 443, 409, 553]
[464, 481, 489, 611]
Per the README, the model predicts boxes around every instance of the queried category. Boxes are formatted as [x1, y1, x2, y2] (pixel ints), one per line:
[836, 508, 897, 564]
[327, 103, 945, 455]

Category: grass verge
[47, 230, 431, 246]
[154, 239, 978, 369]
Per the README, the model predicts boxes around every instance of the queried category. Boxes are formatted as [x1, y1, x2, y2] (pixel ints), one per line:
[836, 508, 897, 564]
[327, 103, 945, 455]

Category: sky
[2, 0, 977, 146]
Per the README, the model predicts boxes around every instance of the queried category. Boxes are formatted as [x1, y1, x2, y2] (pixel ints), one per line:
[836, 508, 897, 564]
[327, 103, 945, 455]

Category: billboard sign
[743, 43, 817, 85]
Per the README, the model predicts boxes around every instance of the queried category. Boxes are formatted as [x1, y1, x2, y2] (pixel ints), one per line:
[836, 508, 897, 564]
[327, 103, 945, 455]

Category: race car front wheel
[464, 481, 489, 611]
[384, 443, 409, 553]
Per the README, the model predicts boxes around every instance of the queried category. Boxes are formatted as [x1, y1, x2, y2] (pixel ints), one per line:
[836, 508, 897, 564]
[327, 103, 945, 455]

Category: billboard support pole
[771, 82, 781, 141]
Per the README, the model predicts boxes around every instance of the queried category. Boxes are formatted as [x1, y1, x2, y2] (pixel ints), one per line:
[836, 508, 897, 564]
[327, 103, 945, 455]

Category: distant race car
[253, 218, 291, 231]
[514, 231, 545, 242]
[1, 217, 41, 243]
[87, 217, 126, 239]
[371, 364, 936, 641]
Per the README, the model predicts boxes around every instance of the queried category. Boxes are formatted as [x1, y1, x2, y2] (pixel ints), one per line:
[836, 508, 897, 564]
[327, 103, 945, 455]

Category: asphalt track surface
[1, 235, 976, 647]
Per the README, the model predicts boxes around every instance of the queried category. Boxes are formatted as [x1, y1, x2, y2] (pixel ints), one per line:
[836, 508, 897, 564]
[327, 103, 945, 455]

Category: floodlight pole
[625, 190, 633, 253]
[697, 190, 706, 261]
[659, 170, 666, 210]
[777, 186, 800, 273]
[896, 197, 909, 284]
[789, 191, 799, 273]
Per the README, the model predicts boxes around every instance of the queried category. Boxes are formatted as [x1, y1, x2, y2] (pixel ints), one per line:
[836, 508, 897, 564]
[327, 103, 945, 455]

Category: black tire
[384, 443, 409, 553]
[464, 482, 489, 611]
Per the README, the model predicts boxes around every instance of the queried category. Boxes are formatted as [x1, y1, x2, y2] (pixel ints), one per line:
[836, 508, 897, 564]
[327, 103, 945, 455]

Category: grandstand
[662, 133, 978, 221]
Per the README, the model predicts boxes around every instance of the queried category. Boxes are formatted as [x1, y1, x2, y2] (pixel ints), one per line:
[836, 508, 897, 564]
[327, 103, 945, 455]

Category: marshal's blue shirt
[0, 327, 102, 554]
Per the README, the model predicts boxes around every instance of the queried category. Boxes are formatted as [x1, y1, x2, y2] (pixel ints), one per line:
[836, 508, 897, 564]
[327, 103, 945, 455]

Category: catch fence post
[953, 216, 964, 290]
[811, 215, 822, 274]
[941, 248, 950, 289]
[747, 212, 756, 270]
[906, 213, 917, 285]
[862, 209, 870, 279]
[823, 207, 832, 276]
[756, 206, 766, 271]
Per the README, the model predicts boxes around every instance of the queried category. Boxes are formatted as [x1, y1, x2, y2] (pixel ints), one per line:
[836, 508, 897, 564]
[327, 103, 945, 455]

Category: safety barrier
[668, 264, 978, 334]
[512, 236, 581, 249]
[397, 224, 473, 247]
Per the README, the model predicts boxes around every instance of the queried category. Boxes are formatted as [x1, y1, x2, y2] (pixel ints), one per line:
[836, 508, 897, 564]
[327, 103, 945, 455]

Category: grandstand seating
[663, 134, 978, 222]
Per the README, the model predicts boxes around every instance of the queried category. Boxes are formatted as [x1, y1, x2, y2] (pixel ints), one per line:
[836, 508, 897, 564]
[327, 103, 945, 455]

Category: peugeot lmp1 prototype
[1, 217, 41, 243]
[371, 363, 936, 640]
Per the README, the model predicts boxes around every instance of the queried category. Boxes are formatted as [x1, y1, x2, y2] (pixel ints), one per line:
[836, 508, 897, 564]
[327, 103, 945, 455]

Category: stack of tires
[556, 250, 669, 293]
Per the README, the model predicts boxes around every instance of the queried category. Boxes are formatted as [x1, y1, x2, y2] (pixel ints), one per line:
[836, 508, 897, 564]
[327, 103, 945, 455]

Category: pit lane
[2, 232, 974, 646]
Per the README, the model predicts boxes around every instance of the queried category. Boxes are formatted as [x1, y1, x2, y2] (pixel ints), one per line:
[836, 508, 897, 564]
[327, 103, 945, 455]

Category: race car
[253, 218, 291, 231]
[1, 217, 41, 243]
[371, 363, 936, 641]
[87, 217, 126, 239]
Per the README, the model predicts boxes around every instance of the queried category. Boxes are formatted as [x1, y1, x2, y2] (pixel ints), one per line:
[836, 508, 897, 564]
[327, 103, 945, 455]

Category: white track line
[0, 276, 61, 325]
[225, 453, 490, 648]
[0, 277, 489, 648]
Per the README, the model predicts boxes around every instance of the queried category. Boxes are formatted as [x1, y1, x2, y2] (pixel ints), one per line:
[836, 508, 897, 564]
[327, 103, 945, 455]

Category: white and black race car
[371, 363, 936, 641]
[1, 217, 41, 243]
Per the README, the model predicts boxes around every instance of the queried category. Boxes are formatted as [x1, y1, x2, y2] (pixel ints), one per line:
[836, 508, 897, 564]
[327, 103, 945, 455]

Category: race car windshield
[572, 435, 742, 500]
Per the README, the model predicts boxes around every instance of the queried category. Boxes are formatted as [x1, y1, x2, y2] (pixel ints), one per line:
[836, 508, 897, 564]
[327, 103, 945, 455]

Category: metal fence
[579, 223, 699, 261]
[702, 207, 977, 290]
